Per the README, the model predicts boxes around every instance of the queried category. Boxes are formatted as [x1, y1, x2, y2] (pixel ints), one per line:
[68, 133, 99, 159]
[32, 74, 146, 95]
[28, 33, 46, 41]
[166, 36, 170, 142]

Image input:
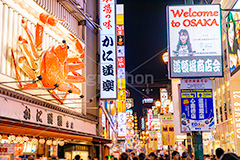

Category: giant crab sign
[12, 13, 85, 104]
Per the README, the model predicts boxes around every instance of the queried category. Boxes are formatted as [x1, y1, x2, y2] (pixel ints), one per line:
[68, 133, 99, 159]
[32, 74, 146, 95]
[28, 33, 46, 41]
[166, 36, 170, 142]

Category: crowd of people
[116, 148, 239, 160]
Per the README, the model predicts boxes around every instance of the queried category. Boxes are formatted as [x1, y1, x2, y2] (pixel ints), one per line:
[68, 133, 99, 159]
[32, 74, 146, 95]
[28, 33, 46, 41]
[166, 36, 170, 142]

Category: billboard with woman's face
[226, 0, 240, 75]
[167, 5, 223, 78]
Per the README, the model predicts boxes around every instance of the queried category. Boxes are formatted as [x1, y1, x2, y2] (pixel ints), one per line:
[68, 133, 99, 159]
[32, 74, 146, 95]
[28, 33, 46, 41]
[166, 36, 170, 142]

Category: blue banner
[180, 79, 214, 132]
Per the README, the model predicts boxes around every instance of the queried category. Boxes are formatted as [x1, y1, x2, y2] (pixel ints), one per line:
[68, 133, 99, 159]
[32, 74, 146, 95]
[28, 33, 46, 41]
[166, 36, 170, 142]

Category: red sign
[117, 25, 124, 35]
[117, 57, 125, 68]
[183, 98, 190, 105]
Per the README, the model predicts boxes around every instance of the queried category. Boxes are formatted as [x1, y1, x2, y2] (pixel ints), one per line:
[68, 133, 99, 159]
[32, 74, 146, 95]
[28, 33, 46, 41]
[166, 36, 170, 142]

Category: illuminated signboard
[226, 0, 240, 75]
[100, 0, 117, 99]
[167, 5, 223, 78]
[147, 109, 153, 130]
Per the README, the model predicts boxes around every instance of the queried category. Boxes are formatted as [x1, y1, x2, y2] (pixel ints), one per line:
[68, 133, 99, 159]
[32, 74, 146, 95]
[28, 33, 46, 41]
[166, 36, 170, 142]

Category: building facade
[0, 0, 110, 159]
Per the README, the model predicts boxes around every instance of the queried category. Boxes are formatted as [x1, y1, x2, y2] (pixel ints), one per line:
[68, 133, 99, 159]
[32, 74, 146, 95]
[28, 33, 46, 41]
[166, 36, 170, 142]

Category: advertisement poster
[161, 124, 175, 146]
[180, 79, 215, 132]
[167, 5, 223, 78]
[226, 0, 240, 75]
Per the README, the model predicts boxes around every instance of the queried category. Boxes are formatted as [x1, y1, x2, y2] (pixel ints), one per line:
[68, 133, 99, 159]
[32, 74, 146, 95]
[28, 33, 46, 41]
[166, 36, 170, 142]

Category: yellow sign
[118, 101, 126, 112]
[118, 90, 126, 101]
[181, 92, 196, 98]
[197, 92, 212, 98]
[161, 124, 175, 145]
[117, 15, 124, 25]
[118, 79, 126, 89]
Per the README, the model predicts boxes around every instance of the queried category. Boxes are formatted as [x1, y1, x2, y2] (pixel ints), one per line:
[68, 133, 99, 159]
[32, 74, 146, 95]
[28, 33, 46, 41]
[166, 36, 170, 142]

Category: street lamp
[162, 51, 168, 63]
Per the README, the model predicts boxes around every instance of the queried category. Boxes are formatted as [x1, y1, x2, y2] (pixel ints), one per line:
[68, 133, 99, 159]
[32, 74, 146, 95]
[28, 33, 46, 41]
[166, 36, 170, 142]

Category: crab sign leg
[68, 34, 85, 58]
[66, 72, 85, 83]
[48, 90, 68, 104]
[67, 57, 84, 71]
[36, 13, 68, 51]
[57, 83, 81, 94]
[11, 50, 38, 89]
[18, 36, 37, 70]
[21, 19, 38, 60]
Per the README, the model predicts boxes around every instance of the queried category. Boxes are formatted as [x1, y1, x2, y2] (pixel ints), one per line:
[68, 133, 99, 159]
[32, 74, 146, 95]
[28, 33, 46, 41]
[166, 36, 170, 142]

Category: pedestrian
[181, 152, 191, 160]
[215, 148, 224, 160]
[74, 155, 80, 160]
[88, 156, 92, 160]
[139, 153, 146, 160]
[131, 152, 136, 160]
[120, 152, 129, 160]
[149, 152, 157, 160]
[172, 151, 180, 160]
[164, 154, 170, 160]
[220, 153, 239, 160]
[28, 156, 34, 160]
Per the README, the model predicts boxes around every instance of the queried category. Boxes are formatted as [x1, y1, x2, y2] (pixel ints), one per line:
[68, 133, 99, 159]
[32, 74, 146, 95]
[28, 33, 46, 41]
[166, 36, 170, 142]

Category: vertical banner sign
[141, 117, 145, 130]
[167, 5, 223, 78]
[117, 4, 126, 113]
[180, 79, 214, 132]
[147, 109, 153, 130]
[100, 0, 117, 99]
[118, 112, 127, 137]
[117, 4, 126, 137]
[160, 88, 168, 113]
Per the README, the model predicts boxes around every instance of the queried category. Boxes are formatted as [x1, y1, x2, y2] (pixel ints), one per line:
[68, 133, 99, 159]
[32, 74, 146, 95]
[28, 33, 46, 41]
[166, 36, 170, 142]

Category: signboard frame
[167, 4, 223, 78]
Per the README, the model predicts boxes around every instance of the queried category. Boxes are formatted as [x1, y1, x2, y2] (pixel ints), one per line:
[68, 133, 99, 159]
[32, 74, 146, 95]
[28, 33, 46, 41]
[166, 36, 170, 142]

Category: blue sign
[180, 79, 214, 132]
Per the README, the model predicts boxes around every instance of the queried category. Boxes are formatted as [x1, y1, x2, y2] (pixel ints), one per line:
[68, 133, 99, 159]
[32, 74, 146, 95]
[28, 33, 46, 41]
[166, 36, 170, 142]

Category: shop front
[0, 89, 103, 159]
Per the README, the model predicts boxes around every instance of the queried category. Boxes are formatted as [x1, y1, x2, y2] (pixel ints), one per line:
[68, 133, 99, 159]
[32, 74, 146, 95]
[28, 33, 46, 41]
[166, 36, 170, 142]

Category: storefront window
[228, 98, 232, 115]
[224, 102, 227, 120]
[219, 106, 223, 122]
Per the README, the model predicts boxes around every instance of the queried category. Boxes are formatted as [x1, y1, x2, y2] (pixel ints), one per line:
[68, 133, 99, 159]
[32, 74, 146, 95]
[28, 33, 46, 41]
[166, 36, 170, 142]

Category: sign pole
[192, 131, 204, 160]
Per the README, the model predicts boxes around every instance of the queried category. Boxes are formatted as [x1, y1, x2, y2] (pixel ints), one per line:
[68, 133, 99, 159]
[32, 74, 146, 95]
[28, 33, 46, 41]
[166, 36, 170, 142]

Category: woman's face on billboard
[180, 32, 188, 44]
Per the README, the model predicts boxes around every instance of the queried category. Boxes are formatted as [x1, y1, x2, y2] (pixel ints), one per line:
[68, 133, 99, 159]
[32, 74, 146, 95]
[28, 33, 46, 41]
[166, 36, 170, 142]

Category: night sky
[116, 0, 203, 118]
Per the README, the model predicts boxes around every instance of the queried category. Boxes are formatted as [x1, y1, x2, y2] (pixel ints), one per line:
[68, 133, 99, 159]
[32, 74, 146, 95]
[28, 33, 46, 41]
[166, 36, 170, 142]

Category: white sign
[100, 0, 117, 99]
[142, 98, 154, 104]
[0, 144, 15, 155]
[118, 112, 126, 137]
[160, 88, 168, 107]
[167, 5, 223, 78]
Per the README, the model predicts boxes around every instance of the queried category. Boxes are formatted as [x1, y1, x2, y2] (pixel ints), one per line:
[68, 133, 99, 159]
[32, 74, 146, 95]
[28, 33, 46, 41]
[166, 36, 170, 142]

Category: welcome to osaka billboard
[167, 5, 223, 78]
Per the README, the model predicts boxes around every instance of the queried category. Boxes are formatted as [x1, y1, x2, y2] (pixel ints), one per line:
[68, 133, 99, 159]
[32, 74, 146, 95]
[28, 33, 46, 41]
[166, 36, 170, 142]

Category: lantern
[39, 138, 45, 144]
[53, 140, 58, 146]
[23, 136, 29, 142]
[32, 138, 38, 145]
[8, 135, 16, 141]
[16, 136, 23, 142]
[58, 140, 65, 146]
[46, 139, 52, 145]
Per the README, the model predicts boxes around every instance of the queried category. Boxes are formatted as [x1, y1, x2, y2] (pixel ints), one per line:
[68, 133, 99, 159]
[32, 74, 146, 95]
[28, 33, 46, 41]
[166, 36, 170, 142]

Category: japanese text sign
[100, 0, 117, 99]
[180, 79, 214, 132]
[167, 5, 223, 78]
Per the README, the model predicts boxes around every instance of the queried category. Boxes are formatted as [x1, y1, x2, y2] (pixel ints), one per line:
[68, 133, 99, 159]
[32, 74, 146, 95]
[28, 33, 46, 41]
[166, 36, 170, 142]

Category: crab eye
[62, 40, 66, 43]
[67, 45, 69, 49]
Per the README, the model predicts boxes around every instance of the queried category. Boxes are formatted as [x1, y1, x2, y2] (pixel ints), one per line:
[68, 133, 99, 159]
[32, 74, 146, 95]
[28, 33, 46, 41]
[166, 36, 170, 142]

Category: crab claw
[39, 13, 68, 26]
[68, 33, 85, 59]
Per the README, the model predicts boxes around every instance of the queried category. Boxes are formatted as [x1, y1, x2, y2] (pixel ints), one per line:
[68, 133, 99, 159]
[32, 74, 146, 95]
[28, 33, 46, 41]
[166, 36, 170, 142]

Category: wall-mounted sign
[141, 117, 145, 130]
[118, 112, 127, 137]
[142, 98, 154, 104]
[147, 109, 153, 130]
[180, 79, 214, 132]
[100, 0, 117, 99]
[167, 5, 223, 78]
[0, 95, 96, 134]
